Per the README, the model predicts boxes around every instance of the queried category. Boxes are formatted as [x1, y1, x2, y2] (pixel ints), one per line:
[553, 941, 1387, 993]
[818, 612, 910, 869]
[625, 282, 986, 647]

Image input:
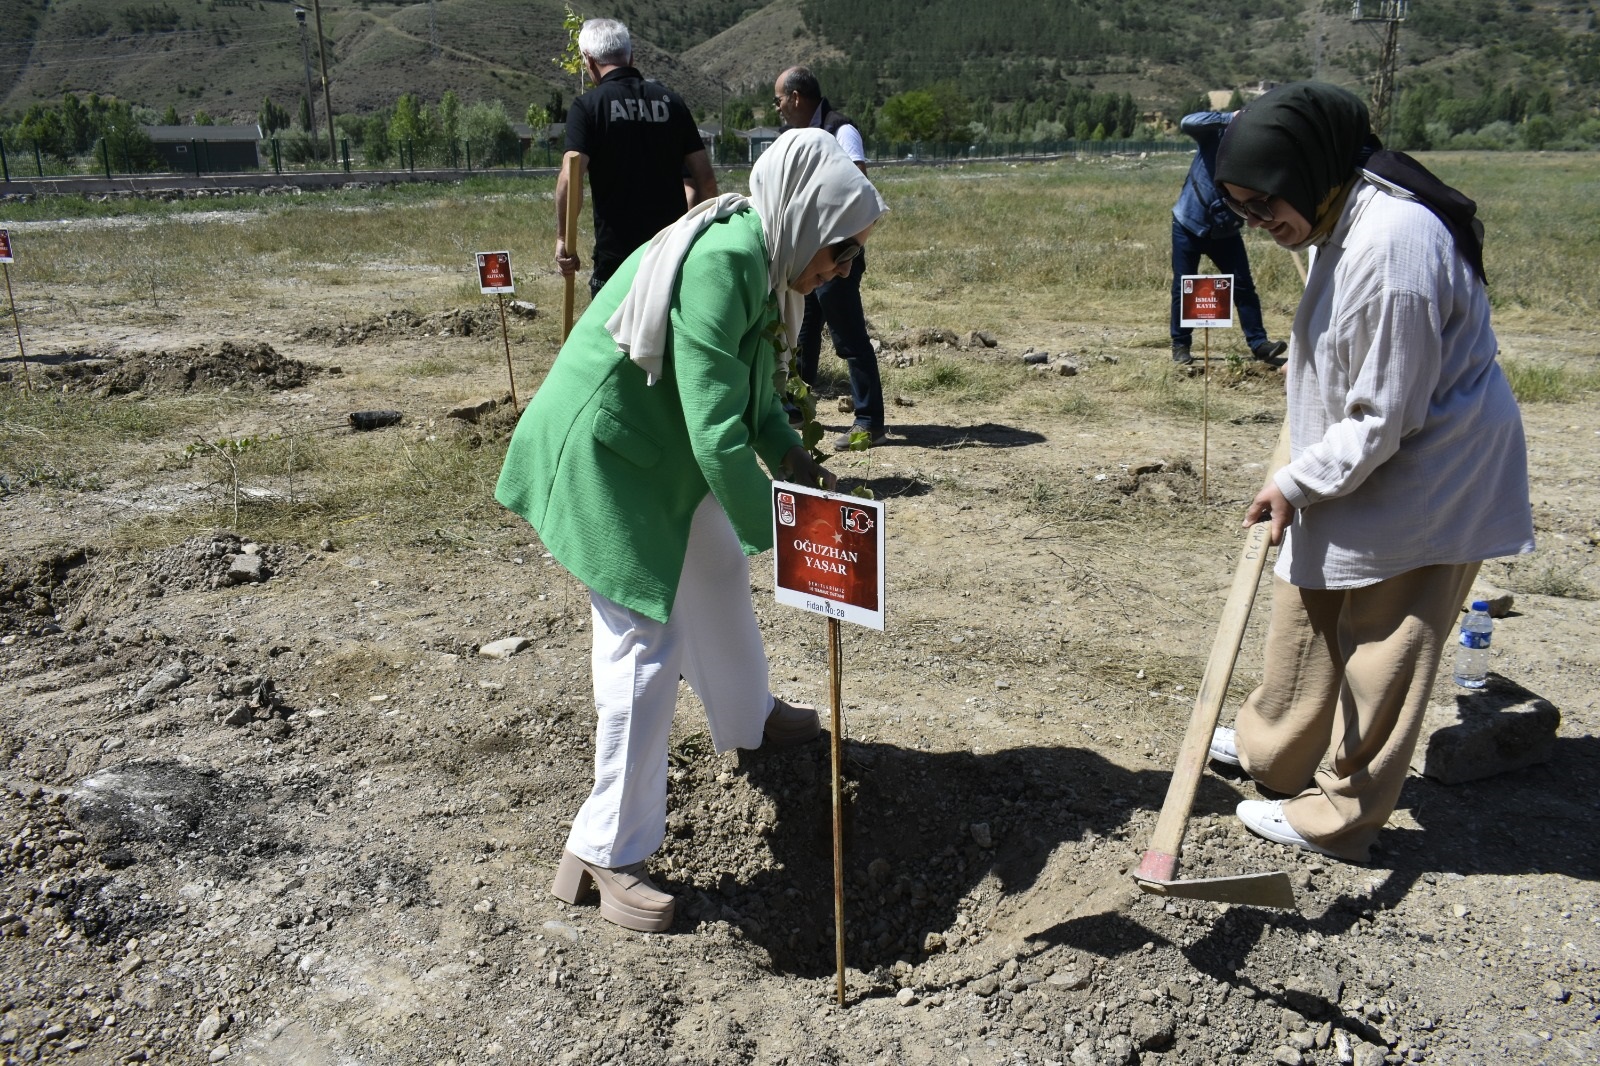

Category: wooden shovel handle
[1140, 424, 1292, 875]
[561, 153, 581, 341]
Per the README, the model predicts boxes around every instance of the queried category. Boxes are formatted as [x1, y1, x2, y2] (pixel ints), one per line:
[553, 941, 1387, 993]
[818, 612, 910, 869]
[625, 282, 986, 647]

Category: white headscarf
[607, 128, 887, 385]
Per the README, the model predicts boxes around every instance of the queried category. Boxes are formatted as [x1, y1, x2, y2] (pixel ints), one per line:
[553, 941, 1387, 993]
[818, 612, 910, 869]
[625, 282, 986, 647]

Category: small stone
[895, 987, 917, 1006]
[1542, 980, 1568, 1003]
[969, 822, 993, 848]
[1273, 1047, 1304, 1066]
[134, 662, 189, 702]
[1054, 360, 1080, 376]
[1335, 1030, 1354, 1065]
[1452, 903, 1468, 918]
[1022, 351, 1049, 365]
[479, 637, 531, 660]
[968, 974, 1000, 997]
[922, 932, 945, 954]
[508, 300, 539, 318]
[226, 554, 265, 585]
[1130, 1011, 1175, 1051]
[195, 1013, 227, 1045]
[969, 330, 998, 348]
[1047, 970, 1091, 991]
[1351, 1043, 1387, 1066]
[1468, 586, 1515, 617]
[208, 1045, 230, 1062]
[541, 920, 580, 942]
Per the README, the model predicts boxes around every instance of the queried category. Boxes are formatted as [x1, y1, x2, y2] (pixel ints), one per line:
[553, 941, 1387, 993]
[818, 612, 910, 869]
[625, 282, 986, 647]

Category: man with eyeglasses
[1168, 108, 1287, 368]
[557, 18, 717, 298]
[773, 66, 887, 451]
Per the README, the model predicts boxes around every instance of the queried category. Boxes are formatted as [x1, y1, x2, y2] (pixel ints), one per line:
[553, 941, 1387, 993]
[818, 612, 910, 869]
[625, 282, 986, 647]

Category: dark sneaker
[1171, 344, 1193, 365]
[1251, 340, 1288, 366]
[833, 425, 888, 452]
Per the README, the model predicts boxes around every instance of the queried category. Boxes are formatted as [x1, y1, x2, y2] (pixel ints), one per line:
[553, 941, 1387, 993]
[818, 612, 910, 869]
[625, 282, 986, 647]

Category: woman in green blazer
[496, 130, 888, 932]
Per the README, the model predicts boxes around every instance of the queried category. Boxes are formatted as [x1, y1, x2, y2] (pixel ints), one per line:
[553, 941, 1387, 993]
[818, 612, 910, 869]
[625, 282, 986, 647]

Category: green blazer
[495, 209, 801, 623]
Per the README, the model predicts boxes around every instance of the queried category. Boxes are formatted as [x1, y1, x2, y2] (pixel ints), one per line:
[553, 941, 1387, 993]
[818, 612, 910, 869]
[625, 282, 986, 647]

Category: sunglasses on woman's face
[1221, 193, 1277, 222]
[830, 238, 862, 266]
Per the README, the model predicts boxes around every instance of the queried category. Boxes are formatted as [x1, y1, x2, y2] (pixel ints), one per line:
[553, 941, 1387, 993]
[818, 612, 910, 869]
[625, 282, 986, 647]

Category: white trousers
[566, 494, 774, 868]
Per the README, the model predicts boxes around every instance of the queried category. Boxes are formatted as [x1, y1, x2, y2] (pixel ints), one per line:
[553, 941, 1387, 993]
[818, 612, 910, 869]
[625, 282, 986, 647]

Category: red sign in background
[0, 229, 13, 264]
[476, 251, 513, 294]
[1180, 273, 1234, 328]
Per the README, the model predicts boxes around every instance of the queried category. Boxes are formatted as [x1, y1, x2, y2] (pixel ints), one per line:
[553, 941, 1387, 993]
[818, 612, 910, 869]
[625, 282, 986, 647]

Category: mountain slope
[1, 0, 1595, 136]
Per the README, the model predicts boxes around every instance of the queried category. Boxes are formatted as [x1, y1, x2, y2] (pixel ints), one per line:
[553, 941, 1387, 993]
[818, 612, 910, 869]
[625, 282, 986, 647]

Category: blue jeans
[796, 252, 883, 431]
[1169, 219, 1271, 349]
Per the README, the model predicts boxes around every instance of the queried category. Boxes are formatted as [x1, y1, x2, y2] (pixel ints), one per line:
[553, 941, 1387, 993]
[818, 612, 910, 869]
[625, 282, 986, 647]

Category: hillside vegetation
[1, 0, 1597, 154]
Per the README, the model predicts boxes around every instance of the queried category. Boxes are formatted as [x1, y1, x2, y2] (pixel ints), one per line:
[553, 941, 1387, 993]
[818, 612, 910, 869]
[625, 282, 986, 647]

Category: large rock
[1411, 675, 1559, 785]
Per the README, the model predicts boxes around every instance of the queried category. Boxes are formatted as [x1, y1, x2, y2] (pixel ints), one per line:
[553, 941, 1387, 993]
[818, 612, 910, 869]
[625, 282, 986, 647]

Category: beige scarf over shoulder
[607, 128, 887, 385]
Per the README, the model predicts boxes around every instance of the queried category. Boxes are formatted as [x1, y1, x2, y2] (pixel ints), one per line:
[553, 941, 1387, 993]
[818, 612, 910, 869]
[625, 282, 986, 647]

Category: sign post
[1179, 273, 1235, 504]
[0, 229, 29, 392]
[772, 481, 886, 1005]
[475, 250, 519, 409]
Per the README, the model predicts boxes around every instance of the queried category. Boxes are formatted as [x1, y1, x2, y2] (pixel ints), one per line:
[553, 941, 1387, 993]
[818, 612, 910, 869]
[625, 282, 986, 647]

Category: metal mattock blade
[1134, 871, 1297, 910]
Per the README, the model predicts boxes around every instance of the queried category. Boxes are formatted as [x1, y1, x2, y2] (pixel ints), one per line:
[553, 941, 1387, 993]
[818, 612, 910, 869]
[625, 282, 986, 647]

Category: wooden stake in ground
[1177, 273, 1235, 507]
[1201, 328, 1210, 505]
[496, 294, 518, 409]
[562, 153, 582, 341]
[827, 616, 846, 1006]
[0, 230, 28, 392]
[770, 483, 888, 1007]
[474, 251, 519, 407]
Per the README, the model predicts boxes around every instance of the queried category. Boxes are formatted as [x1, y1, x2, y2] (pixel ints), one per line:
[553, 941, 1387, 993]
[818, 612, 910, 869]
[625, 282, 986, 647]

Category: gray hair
[578, 19, 631, 66]
[779, 66, 821, 103]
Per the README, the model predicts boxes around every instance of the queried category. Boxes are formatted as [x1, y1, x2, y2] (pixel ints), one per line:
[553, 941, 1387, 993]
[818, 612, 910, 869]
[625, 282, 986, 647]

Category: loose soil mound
[301, 306, 506, 346]
[14, 341, 324, 395]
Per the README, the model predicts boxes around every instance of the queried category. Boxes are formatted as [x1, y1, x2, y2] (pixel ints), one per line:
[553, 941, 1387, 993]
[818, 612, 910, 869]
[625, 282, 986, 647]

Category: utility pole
[295, 8, 318, 156]
[1350, 0, 1409, 139]
[430, 0, 439, 59]
[311, 0, 337, 161]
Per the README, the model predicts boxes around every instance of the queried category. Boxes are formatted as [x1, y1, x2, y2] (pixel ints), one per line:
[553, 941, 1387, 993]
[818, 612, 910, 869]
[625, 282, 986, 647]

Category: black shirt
[566, 67, 704, 283]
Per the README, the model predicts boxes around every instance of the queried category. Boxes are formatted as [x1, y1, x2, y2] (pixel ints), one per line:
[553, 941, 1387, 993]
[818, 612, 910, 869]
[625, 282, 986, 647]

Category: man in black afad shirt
[556, 19, 717, 298]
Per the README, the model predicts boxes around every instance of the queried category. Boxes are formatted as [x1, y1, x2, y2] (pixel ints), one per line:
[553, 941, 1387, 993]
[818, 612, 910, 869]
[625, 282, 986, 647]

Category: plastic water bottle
[1453, 600, 1493, 688]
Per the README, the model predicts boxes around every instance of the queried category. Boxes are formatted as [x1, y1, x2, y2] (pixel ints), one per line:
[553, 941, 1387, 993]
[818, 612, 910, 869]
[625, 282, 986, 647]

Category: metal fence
[1, 134, 1188, 183]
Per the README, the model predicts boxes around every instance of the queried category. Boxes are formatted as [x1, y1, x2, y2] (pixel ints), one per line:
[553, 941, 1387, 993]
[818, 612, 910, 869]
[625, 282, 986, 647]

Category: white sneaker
[1208, 726, 1241, 767]
[1236, 799, 1338, 858]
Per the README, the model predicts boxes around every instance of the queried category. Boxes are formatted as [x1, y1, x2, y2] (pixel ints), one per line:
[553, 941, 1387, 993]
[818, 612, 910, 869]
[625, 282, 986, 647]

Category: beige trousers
[1237, 562, 1479, 861]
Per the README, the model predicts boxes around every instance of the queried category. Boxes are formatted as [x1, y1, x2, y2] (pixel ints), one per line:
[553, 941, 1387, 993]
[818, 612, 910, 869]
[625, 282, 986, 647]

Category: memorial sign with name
[1179, 273, 1234, 329]
[475, 250, 514, 294]
[0, 229, 13, 264]
[772, 481, 885, 631]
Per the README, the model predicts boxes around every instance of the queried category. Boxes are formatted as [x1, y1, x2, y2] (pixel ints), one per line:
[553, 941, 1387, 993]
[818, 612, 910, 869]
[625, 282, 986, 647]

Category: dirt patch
[1, 234, 1596, 1064]
[9, 341, 327, 395]
[300, 306, 508, 346]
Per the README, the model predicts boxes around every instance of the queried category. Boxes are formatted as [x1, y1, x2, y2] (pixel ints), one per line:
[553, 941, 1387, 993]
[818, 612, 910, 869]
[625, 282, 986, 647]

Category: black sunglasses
[1221, 192, 1276, 222]
[773, 91, 789, 109]
[830, 238, 862, 266]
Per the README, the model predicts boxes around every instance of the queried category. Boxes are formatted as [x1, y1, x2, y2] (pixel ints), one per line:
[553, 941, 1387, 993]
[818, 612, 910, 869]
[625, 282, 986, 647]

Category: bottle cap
[1471, 600, 1490, 611]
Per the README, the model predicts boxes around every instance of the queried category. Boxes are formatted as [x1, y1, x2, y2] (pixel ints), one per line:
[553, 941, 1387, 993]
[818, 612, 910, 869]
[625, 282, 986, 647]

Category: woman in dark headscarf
[1206, 82, 1533, 862]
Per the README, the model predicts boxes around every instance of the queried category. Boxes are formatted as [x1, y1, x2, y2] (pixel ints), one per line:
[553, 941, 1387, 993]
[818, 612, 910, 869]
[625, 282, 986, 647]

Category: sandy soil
[1, 228, 1598, 1066]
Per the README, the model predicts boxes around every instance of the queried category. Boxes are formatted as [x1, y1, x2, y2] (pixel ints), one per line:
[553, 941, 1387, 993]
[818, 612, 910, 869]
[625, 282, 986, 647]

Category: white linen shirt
[1274, 178, 1535, 589]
